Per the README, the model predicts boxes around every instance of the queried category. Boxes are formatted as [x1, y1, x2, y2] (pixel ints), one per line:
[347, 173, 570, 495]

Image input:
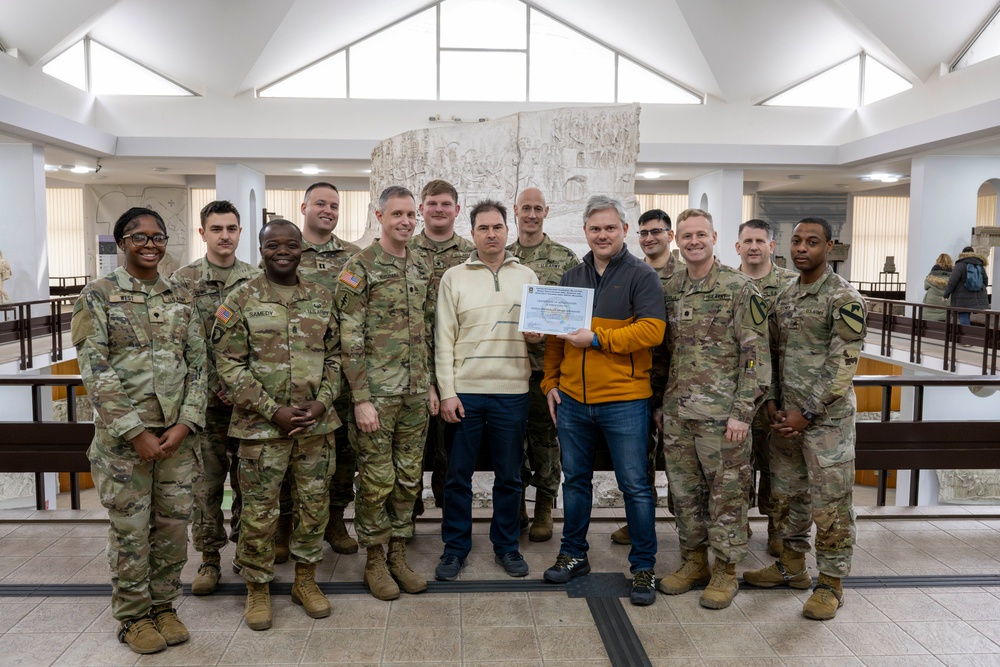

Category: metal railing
[49, 276, 90, 296]
[0, 296, 78, 370]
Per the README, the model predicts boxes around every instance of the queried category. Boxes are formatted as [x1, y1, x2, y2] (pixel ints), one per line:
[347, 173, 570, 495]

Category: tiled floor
[2, 495, 1000, 666]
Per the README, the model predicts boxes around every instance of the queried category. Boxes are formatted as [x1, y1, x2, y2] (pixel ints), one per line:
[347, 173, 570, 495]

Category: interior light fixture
[300, 167, 321, 175]
[70, 165, 94, 174]
[639, 170, 662, 179]
[44, 165, 60, 172]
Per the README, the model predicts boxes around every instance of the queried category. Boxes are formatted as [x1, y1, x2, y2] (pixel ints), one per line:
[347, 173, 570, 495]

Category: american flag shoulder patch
[215, 305, 234, 324]
[339, 271, 361, 288]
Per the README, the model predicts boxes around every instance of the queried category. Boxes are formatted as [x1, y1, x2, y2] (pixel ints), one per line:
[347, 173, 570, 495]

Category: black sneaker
[543, 553, 591, 583]
[495, 551, 529, 577]
[434, 553, 466, 581]
[630, 569, 657, 606]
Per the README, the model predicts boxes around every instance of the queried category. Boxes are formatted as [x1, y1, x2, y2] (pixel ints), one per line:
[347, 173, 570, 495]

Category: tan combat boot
[387, 536, 428, 593]
[191, 551, 222, 596]
[291, 562, 331, 618]
[742, 546, 812, 589]
[117, 616, 166, 654]
[803, 573, 845, 620]
[700, 559, 739, 609]
[244, 581, 273, 631]
[529, 495, 554, 542]
[325, 506, 359, 554]
[150, 604, 189, 645]
[365, 545, 400, 601]
[766, 518, 782, 559]
[658, 546, 711, 595]
[274, 514, 292, 564]
[610, 524, 631, 545]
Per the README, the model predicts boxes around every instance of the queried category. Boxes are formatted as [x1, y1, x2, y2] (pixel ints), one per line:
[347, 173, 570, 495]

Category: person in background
[943, 246, 987, 326]
[922, 253, 953, 322]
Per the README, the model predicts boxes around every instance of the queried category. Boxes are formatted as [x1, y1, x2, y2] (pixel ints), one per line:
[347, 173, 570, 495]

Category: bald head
[514, 187, 549, 244]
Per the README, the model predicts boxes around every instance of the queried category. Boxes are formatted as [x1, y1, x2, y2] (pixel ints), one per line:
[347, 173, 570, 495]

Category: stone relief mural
[369, 104, 641, 256]
[937, 470, 1000, 504]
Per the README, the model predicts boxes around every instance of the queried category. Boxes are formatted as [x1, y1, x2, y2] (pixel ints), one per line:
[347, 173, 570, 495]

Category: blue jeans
[557, 392, 656, 572]
[959, 312, 971, 326]
[441, 393, 529, 558]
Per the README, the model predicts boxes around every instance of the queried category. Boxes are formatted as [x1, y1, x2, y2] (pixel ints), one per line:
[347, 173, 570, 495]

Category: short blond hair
[676, 208, 713, 229]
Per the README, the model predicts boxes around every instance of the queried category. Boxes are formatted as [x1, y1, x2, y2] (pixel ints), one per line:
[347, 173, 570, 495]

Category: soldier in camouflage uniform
[410, 179, 474, 511]
[613, 209, 678, 545]
[338, 186, 435, 601]
[735, 219, 797, 558]
[171, 200, 260, 595]
[213, 219, 342, 631]
[72, 207, 207, 655]
[743, 217, 866, 621]
[658, 209, 770, 610]
[507, 187, 579, 542]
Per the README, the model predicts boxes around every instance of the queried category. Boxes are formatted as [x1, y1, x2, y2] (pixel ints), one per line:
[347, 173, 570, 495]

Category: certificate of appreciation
[518, 284, 594, 335]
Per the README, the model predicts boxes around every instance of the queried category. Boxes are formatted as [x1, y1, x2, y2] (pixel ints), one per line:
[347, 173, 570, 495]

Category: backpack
[965, 263, 985, 292]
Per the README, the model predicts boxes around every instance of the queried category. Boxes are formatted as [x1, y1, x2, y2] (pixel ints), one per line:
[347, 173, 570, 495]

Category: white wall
[0, 143, 49, 303]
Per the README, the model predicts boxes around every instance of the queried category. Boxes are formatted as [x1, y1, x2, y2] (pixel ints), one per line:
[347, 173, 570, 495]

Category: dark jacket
[943, 252, 989, 310]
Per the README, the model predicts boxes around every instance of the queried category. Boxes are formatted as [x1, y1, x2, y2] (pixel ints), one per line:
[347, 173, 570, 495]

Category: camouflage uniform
[337, 242, 433, 545]
[507, 234, 580, 499]
[661, 259, 770, 564]
[647, 255, 678, 502]
[171, 257, 259, 552]
[745, 263, 797, 516]
[408, 231, 474, 506]
[71, 267, 207, 621]
[768, 266, 865, 577]
[213, 274, 342, 582]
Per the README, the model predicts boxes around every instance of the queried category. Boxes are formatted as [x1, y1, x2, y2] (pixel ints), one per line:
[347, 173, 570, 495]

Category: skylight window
[259, 52, 346, 99]
[349, 8, 436, 100]
[953, 5, 1000, 71]
[618, 57, 701, 105]
[762, 53, 910, 108]
[42, 38, 193, 96]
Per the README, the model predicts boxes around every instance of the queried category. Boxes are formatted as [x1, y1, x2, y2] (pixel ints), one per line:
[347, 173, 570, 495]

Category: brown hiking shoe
[192, 554, 221, 596]
[610, 524, 631, 545]
[274, 514, 292, 564]
[803, 574, 845, 620]
[743, 547, 812, 589]
[150, 604, 189, 645]
[325, 506, 359, 554]
[365, 545, 400, 601]
[387, 537, 427, 593]
[117, 616, 166, 654]
[529, 495, 554, 542]
[658, 546, 711, 595]
[244, 581, 272, 631]
[291, 562, 331, 618]
[699, 560, 738, 609]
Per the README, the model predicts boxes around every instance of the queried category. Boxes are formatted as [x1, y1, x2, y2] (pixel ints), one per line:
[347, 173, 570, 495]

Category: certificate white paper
[518, 284, 594, 335]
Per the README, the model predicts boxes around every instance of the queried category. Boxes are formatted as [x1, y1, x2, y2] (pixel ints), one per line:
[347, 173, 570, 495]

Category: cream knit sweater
[435, 252, 538, 399]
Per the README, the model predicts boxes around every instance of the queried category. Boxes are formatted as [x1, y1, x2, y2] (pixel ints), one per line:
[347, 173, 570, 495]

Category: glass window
[528, 10, 614, 103]
[42, 41, 86, 92]
[440, 0, 526, 49]
[349, 8, 437, 100]
[618, 57, 700, 104]
[259, 51, 347, 98]
[440, 51, 525, 101]
[862, 56, 911, 106]
[89, 41, 191, 96]
[953, 8, 1000, 71]
[763, 56, 859, 108]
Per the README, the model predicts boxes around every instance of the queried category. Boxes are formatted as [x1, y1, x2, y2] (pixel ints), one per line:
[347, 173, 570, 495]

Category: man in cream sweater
[434, 199, 541, 581]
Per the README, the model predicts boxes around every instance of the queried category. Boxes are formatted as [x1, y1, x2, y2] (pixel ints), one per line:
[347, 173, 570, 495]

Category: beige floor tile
[755, 621, 853, 656]
[652, 659, 705, 667]
[620, 596, 681, 624]
[662, 592, 751, 624]
[298, 628, 385, 664]
[0, 538, 58, 559]
[827, 622, 930, 656]
[0, 631, 79, 667]
[174, 594, 245, 632]
[387, 594, 459, 628]
[9, 601, 108, 633]
[859, 657, 945, 667]
[65, 554, 113, 584]
[700, 660, 784, 667]
[939, 656, 1000, 667]
[864, 593, 960, 622]
[461, 592, 532, 626]
[632, 623, 699, 659]
[310, 594, 389, 629]
[930, 593, 1000, 621]
[462, 625, 541, 662]
[133, 631, 232, 666]
[529, 593, 593, 626]
[545, 661, 612, 667]
[735, 589, 810, 623]
[0, 556, 29, 579]
[820, 592, 894, 624]
[777, 659, 865, 667]
[7, 524, 73, 539]
[898, 620, 1000, 654]
[537, 625, 607, 661]
[0, 600, 41, 632]
[217, 628, 307, 665]
[37, 537, 108, 558]
[684, 623, 776, 658]
[5, 556, 92, 583]
[382, 626, 460, 662]
[52, 631, 140, 666]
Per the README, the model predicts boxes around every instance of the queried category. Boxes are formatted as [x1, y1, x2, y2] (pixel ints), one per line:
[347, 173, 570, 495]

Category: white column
[688, 169, 745, 268]
[0, 143, 48, 302]
[216, 164, 266, 266]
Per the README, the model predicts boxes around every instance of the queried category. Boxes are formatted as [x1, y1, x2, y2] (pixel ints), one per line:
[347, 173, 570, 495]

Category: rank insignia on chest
[317, 261, 329, 270]
[681, 307, 693, 321]
[339, 271, 361, 288]
[215, 305, 234, 324]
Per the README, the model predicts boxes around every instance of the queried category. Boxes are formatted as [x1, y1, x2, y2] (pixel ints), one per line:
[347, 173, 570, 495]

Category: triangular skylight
[953, 5, 1000, 71]
[762, 53, 910, 108]
[257, 0, 701, 105]
[42, 38, 193, 96]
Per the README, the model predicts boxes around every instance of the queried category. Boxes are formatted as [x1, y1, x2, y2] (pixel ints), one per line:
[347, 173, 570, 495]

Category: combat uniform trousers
[352, 393, 430, 546]
[749, 407, 773, 516]
[328, 396, 356, 512]
[520, 372, 561, 500]
[90, 427, 194, 621]
[236, 433, 334, 582]
[769, 416, 856, 577]
[663, 418, 750, 564]
[191, 407, 241, 552]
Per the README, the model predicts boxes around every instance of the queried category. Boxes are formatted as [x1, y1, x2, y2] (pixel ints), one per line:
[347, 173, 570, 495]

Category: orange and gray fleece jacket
[541, 245, 666, 404]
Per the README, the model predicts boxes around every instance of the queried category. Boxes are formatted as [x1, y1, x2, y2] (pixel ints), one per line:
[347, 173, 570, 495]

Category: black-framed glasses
[637, 228, 669, 238]
[122, 233, 169, 247]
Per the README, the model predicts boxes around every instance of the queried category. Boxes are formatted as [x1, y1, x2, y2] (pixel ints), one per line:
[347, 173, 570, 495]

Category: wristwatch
[801, 410, 817, 422]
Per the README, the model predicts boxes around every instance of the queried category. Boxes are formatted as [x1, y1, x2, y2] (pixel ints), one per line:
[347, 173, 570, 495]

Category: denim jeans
[959, 311, 971, 326]
[441, 393, 529, 558]
[557, 391, 656, 572]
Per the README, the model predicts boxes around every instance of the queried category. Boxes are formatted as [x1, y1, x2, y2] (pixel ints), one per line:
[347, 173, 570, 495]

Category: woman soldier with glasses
[71, 207, 207, 655]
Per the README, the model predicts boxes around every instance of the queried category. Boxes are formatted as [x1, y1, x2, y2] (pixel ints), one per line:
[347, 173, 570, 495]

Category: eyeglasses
[637, 228, 669, 238]
[122, 233, 169, 247]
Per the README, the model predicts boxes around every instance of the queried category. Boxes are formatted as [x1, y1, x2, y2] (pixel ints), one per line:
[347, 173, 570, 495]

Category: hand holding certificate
[518, 284, 595, 336]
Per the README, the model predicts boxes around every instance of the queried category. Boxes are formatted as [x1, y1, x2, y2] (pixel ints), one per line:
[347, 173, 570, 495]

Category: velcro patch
[750, 294, 767, 326]
[339, 271, 361, 288]
[839, 302, 865, 334]
[110, 294, 144, 304]
[216, 304, 234, 324]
